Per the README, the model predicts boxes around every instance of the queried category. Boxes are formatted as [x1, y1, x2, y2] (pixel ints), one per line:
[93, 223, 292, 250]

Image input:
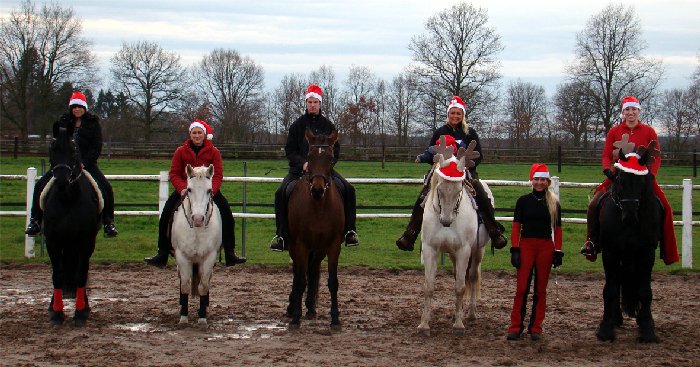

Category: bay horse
[171, 164, 222, 325]
[596, 135, 661, 343]
[418, 137, 490, 336]
[286, 128, 345, 330]
[43, 126, 101, 326]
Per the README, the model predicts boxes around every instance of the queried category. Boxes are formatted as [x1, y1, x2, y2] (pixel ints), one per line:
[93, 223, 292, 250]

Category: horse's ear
[207, 164, 214, 178]
[304, 127, 314, 144]
[186, 164, 193, 177]
[328, 130, 338, 145]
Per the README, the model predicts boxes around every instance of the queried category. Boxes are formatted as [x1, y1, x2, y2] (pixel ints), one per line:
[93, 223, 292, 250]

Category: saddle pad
[39, 171, 104, 214]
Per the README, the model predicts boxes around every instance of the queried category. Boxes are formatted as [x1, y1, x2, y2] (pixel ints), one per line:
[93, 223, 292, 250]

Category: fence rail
[0, 168, 695, 269]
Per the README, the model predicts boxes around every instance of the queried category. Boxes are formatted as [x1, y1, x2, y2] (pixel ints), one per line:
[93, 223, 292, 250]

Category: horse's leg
[452, 248, 469, 335]
[418, 245, 438, 336]
[176, 256, 193, 325]
[288, 245, 308, 329]
[636, 254, 658, 343]
[465, 245, 485, 321]
[197, 254, 217, 326]
[46, 243, 65, 326]
[305, 251, 322, 320]
[73, 242, 92, 327]
[327, 245, 341, 331]
[597, 253, 620, 341]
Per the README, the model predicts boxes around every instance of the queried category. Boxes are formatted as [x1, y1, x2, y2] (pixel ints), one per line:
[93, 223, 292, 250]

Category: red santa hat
[200, 120, 214, 140]
[436, 135, 458, 153]
[446, 96, 466, 115]
[189, 120, 207, 136]
[620, 95, 642, 119]
[529, 163, 550, 181]
[436, 159, 466, 182]
[68, 91, 88, 110]
[305, 84, 322, 102]
[614, 153, 648, 175]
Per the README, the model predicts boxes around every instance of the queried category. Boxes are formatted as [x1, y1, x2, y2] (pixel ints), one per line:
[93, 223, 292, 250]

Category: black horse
[596, 137, 661, 343]
[43, 126, 101, 326]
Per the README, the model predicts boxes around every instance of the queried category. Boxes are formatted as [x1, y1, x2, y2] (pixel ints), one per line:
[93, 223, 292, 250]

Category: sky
[2, 0, 699, 95]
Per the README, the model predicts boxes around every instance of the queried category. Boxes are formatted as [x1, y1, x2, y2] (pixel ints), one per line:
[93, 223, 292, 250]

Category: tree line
[2, 1, 699, 152]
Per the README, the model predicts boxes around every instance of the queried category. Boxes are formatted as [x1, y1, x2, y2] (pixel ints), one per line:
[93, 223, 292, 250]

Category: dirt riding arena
[1, 263, 699, 367]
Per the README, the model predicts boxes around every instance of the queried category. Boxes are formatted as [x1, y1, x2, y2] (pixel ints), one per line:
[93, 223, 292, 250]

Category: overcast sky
[2, 0, 698, 95]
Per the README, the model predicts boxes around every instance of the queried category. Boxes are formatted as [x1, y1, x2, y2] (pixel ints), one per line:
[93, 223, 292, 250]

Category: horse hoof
[74, 318, 86, 327]
[197, 318, 208, 328]
[330, 323, 342, 332]
[179, 316, 189, 325]
[49, 311, 64, 326]
[452, 327, 465, 336]
[595, 330, 614, 342]
[638, 335, 659, 344]
[288, 322, 300, 331]
[306, 312, 318, 320]
[417, 328, 430, 337]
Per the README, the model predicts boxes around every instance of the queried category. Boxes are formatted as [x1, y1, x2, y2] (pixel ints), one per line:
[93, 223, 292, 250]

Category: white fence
[1, 168, 696, 269]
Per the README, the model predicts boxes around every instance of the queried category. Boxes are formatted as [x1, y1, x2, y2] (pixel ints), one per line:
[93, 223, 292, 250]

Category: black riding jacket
[53, 112, 102, 169]
[285, 110, 340, 176]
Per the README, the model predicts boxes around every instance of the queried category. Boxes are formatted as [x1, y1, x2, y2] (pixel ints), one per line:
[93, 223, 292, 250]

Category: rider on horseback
[144, 120, 246, 267]
[580, 95, 679, 265]
[395, 96, 507, 252]
[25, 91, 118, 238]
[269, 84, 359, 251]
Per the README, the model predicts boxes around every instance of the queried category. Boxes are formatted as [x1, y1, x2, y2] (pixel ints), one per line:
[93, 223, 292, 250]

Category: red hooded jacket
[169, 139, 223, 194]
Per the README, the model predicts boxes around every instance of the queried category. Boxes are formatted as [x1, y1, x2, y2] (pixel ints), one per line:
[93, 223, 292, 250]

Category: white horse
[171, 164, 222, 325]
[417, 138, 490, 336]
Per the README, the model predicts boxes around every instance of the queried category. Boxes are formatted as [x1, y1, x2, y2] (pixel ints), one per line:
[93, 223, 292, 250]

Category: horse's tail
[621, 262, 641, 317]
[191, 264, 200, 297]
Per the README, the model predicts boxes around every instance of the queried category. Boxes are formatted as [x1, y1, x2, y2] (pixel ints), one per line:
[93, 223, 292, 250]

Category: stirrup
[344, 230, 359, 246]
[25, 219, 42, 236]
[269, 235, 286, 252]
[580, 240, 596, 255]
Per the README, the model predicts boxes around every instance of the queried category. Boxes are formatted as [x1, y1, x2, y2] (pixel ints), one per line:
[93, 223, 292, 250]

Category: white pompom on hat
[446, 96, 466, 114]
[69, 91, 88, 110]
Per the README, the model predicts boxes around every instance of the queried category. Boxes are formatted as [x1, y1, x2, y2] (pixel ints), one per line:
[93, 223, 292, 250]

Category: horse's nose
[192, 215, 205, 227]
[440, 219, 452, 227]
[311, 188, 325, 199]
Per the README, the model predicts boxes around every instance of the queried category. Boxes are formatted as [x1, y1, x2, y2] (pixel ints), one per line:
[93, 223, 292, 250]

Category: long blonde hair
[545, 187, 559, 229]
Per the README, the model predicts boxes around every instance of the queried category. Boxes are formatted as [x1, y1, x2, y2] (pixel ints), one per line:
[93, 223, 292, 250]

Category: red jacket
[602, 121, 661, 176]
[169, 139, 224, 194]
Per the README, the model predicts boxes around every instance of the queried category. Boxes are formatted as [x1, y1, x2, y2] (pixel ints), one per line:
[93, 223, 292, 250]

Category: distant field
[1, 156, 697, 271]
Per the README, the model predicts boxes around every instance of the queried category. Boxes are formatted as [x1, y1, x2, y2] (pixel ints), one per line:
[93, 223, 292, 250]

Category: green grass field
[1, 155, 698, 272]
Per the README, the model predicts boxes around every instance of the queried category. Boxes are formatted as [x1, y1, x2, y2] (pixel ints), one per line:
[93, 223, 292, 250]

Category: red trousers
[595, 178, 679, 265]
[508, 238, 554, 335]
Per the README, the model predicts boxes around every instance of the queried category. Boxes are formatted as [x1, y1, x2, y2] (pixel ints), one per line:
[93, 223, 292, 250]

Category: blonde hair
[445, 108, 469, 133]
[545, 187, 559, 229]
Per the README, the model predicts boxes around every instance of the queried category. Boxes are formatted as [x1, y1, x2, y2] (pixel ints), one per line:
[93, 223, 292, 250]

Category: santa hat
[199, 120, 214, 140]
[68, 91, 88, 110]
[446, 96, 465, 114]
[436, 158, 466, 182]
[620, 95, 642, 119]
[529, 163, 550, 181]
[436, 135, 458, 153]
[189, 120, 207, 136]
[305, 84, 322, 102]
[614, 153, 648, 175]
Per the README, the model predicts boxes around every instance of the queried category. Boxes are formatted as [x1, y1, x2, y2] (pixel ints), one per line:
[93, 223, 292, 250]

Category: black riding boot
[215, 194, 246, 266]
[396, 183, 430, 251]
[25, 173, 52, 236]
[471, 179, 507, 250]
[145, 191, 179, 267]
[336, 175, 359, 246]
[580, 191, 603, 261]
[270, 176, 293, 252]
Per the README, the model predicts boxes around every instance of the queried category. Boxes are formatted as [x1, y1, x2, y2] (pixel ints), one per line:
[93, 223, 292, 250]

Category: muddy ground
[1, 263, 698, 367]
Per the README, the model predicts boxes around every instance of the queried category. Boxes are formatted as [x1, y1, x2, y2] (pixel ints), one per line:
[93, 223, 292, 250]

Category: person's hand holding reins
[303, 162, 308, 172]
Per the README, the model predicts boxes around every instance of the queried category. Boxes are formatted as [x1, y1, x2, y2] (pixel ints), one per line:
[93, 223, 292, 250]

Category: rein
[179, 190, 214, 229]
[51, 163, 83, 185]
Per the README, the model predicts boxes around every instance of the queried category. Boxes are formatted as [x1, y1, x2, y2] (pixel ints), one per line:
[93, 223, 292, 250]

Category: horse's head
[49, 126, 81, 189]
[429, 136, 478, 227]
[304, 128, 337, 199]
[184, 164, 214, 228]
[611, 135, 658, 226]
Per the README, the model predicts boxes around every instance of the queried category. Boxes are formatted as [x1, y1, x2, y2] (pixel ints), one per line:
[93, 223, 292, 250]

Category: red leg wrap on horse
[53, 289, 63, 312]
[653, 183, 679, 265]
[75, 287, 85, 310]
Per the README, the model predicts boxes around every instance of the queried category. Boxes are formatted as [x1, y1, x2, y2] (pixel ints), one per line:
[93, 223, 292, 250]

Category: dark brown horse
[286, 128, 345, 330]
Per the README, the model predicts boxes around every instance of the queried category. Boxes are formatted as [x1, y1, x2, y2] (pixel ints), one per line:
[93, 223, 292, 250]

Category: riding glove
[552, 250, 564, 268]
[603, 169, 615, 180]
[510, 247, 521, 269]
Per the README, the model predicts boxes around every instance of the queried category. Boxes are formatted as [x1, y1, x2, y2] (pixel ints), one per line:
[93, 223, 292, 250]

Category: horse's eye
[187, 188, 192, 192]
[207, 189, 212, 194]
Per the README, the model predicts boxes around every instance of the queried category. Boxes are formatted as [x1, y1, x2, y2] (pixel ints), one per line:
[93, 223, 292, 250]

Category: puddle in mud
[111, 323, 166, 333]
[206, 319, 287, 340]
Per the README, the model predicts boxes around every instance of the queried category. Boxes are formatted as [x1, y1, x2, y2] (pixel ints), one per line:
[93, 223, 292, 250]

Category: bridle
[50, 138, 82, 185]
[610, 174, 641, 211]
[435, 180, 465, 216]
[179, 190, 214, 228]
[305, 144, 332, 195]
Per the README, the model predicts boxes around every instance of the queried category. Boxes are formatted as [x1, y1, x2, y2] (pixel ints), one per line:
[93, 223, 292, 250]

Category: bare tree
[344, 65, 376, 103]
[1, 0, 96, 138]
[567, 4, 664, 134]
[505, 80, 547, 148]
[110, 40, 186, 142]
[408, 2, 503, 121]
[553, 80, 598, 148]
[309, 65, 339, 123]
[388, 72, 420, 145]
[658, 88, 695, 154]
[272, 73, 305, 137]
[193, 48, 265, 143]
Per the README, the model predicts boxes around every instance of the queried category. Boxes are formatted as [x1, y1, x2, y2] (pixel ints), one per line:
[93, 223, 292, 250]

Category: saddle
[39, 170, 104, 214]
